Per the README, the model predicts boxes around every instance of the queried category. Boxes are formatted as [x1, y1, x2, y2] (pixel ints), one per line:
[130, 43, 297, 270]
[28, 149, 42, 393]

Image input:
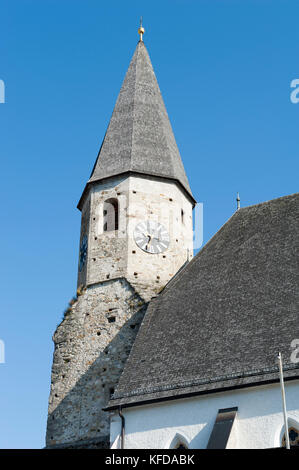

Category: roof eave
[104, 370, 299, 412]
[77, 170, 197, 211]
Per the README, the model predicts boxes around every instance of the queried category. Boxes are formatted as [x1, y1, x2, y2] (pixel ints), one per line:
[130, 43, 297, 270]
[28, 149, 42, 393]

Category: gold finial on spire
[138, 16, 145, 41]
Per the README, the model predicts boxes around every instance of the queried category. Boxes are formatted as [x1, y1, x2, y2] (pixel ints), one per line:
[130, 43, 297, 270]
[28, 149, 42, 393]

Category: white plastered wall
[110, 381, 299, 449]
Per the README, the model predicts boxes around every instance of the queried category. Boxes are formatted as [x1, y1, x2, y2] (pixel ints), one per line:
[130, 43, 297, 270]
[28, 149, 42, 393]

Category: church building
[46, 25, 299, 449]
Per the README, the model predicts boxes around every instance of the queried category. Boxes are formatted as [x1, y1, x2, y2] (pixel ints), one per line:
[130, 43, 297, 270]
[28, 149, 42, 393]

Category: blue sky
[0, 0, 298, 448]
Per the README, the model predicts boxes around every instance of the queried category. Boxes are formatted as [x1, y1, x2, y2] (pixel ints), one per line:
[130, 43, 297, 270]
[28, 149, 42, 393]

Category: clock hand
[146, 235, 152, 250]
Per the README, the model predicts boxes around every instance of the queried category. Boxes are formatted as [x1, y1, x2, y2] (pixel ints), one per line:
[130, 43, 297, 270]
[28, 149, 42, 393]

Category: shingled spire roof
[79, 40, 194, 206]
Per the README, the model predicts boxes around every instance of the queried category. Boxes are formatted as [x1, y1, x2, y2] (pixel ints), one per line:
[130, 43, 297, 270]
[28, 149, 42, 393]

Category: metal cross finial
[236, 192, 240, 210]
[138, 17, 145, 41]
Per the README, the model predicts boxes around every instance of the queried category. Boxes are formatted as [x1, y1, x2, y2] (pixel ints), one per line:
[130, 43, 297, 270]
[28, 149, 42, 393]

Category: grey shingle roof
[107, 193, 299, 409]
[80, 41, 193, 205]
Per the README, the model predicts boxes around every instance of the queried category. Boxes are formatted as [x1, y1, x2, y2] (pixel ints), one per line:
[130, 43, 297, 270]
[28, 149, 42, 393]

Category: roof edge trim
[77, 170, 197, 210]
[104, 373, 299, 412]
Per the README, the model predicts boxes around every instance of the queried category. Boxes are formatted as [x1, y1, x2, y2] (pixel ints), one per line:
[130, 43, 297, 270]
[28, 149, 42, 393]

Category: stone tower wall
[79, 174, 193, 299]
[46, 278, 146, 448]
[126, 175, 193, 300]
[47, 174, 193, 448]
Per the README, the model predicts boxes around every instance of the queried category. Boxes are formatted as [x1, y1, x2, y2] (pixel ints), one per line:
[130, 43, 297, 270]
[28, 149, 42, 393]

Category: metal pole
[118, 406, 125, 449]
[277, 352, 290, 449]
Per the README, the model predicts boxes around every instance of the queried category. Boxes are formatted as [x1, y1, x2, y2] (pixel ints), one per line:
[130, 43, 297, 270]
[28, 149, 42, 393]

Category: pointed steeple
[80, 38, 194, 207]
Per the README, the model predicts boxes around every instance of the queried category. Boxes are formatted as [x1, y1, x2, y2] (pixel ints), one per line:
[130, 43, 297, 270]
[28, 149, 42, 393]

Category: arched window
[103, 198, 119, 232]
[174, 442, 188, 450]
[168, 432, 189, 449]
[282, 427, 299, 448]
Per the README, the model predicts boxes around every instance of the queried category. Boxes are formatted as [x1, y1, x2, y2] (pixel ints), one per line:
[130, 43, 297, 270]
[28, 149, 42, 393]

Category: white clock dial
[134, 221, 170, 254]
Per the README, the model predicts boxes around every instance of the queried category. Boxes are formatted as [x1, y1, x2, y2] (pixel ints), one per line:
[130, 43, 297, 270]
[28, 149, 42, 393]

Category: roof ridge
[129, 41, 140, 171]
[156, 193, 299, 299]
[237, 192, 299, 212]
[131, 42, 174, 176]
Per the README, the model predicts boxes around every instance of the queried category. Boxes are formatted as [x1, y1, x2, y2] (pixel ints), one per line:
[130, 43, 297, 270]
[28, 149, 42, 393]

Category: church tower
[46, 26, 195, 449]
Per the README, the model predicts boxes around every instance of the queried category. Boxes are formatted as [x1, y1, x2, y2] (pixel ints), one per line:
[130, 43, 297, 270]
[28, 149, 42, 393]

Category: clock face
[79, 235, 88, 272]
[134, 221, 170, 254]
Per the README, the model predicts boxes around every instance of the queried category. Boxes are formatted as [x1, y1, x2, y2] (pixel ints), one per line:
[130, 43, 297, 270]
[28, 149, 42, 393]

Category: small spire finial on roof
[138, 17, 145, 41]
[236, 192, 241, 210]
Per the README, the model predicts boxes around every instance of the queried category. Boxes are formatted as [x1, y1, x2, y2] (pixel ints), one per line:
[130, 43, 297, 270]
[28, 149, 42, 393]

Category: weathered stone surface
[78, 174, 193, 300]
[47, 436, 110, 449]
[46, 279, 147, 447]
